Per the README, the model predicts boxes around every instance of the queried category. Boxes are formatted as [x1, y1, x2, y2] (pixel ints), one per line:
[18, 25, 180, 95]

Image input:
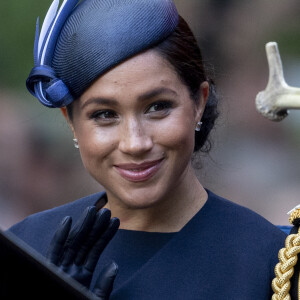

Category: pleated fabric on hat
[52, 0, 179, 99]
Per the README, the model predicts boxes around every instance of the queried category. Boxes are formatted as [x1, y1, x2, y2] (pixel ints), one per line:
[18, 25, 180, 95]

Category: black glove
[46, 206, 120, 299]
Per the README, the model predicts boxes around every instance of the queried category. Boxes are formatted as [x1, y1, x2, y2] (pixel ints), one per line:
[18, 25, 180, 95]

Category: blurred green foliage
[0, 0, 299, 92]
[263, 11, 300, 58]
[0, 0, 49, 90]
[276, 27, 300, 57]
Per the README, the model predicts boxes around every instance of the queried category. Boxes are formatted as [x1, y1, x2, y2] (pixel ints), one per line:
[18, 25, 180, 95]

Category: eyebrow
[137, 87, 178, 101]
[81, 98, 118, 110]
[81, 87, 178, 110]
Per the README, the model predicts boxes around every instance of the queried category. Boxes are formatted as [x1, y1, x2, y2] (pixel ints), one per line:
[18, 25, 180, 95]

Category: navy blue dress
[9, 190, 286, 299]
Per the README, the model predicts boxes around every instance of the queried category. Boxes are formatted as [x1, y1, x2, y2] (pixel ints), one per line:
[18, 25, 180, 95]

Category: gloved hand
[46, 206, 120, 299]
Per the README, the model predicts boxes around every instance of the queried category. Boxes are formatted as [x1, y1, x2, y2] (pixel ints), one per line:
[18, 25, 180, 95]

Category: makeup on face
[70, 50, 205, 210]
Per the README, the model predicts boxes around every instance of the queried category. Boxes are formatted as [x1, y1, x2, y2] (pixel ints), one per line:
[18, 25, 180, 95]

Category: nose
[119, 118, 153, 156]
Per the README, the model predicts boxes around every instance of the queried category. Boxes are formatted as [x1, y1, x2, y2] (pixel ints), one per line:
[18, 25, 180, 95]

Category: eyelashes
[146, 100, 173, 114]
[89, 100, 174, 124]
[90, 110, 118, 120]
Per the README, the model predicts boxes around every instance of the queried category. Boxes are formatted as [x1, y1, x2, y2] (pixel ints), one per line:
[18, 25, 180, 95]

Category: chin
[109, 185, 167, 210]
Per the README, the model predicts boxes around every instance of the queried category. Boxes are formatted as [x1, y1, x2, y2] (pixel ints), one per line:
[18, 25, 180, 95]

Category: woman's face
[68, 50, 208, 210]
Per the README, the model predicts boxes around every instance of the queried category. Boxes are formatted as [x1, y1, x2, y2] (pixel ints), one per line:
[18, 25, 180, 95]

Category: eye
[90, 110, 118, 122]
[146, 101, 173, 114]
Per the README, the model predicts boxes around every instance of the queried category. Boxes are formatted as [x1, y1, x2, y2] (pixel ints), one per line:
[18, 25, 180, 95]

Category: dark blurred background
[0, 0, 299, 229]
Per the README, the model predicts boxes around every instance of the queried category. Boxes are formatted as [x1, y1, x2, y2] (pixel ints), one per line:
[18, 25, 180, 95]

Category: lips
[114, 158, 164, 182]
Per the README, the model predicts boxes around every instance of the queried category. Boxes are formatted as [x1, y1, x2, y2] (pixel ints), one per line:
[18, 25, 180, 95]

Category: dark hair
[67, 16, 218, 153]
[153, 16, 219, 153]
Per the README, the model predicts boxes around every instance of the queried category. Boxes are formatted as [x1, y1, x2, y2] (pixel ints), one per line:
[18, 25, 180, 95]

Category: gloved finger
[61, 206, 97, 266]
[85, 217, 120, 271]
[46, 216, 72, 265]
[92, 261, 118, 300]
[75, 208, 111, 266]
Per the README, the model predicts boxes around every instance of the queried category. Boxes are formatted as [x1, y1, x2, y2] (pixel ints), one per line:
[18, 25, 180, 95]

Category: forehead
[79, 50, 185, 100]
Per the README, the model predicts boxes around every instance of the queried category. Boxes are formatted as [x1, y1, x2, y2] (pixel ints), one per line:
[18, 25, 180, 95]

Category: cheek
[154, 112, 195, 153]
[76, 126, 118, 170]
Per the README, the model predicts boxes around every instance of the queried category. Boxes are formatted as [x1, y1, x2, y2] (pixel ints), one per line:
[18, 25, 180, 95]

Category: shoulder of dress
[205, 189, 287, 241]
[7, 191, 106, 255]
[9, 191, 105, 232]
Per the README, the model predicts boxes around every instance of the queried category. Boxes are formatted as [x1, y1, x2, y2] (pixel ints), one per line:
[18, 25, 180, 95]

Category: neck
[104, 164, 207, 232]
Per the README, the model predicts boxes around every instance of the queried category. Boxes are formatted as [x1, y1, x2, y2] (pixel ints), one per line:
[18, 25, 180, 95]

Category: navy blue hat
[26, 0, 179, 108]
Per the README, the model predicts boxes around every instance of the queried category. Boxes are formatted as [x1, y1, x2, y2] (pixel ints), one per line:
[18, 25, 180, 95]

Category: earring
[73, 138, 79, 149]
[195, 121, 202, 132]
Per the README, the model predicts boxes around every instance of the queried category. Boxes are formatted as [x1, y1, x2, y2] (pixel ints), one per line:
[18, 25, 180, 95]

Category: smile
[114, 158, 164, 182]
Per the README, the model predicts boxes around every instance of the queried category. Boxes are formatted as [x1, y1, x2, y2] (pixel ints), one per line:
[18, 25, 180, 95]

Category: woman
[10, 0, 286, 299]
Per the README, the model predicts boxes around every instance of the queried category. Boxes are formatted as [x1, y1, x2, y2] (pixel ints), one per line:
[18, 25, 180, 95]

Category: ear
[60, 107, 76, 137]
[194, 81, 209, 122]
[60, 107, 68, 120]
